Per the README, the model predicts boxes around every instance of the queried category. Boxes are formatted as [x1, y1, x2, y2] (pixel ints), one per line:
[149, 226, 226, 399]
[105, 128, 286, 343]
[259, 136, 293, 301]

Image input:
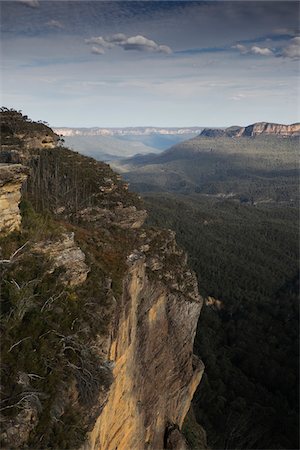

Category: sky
[0, 0, 299, 127]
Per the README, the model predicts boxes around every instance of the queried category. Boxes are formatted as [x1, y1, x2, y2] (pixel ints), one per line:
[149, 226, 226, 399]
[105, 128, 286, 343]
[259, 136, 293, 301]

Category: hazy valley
[54, 127, 202, 162]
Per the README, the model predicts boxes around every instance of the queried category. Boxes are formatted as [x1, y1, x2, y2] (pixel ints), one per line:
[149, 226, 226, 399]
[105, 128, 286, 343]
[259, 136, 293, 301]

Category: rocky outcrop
[241, 122, 300, 137]
[84, 229, 203, 450]
[0, 164, 28, 234]
[32, 232, 89, 286]
[75, 205, 147, 229]
[17, 132, 59, 150]
[200, 122, 300, 138]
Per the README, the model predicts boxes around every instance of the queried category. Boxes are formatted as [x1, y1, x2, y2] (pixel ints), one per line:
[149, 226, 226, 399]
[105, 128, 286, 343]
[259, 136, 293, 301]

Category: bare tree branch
[8, 336, 31, 353]
[0, 241, 29, 265]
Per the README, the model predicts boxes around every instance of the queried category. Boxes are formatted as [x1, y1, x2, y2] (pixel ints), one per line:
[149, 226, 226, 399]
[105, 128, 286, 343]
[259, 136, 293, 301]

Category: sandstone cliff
[85, 229, 203, 450]
[0, 108, 59, 164]
[0, 164, 28, 234]
[201, 122, 300, 138]
[237, 122, 300, 137]
[0, 111, 204, 450]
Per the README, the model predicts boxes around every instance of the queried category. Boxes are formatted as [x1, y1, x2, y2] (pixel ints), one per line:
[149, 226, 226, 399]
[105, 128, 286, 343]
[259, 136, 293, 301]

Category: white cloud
[46, 20, 64, 29]
[18, 0, 39, 7]
[122, 35, 172, 54]
[229, 93, 247, 101]
[250, 46, 274, 56]
[91, 46, 105, 55]
[281, 37, 300, 59]
[85, 34, 172, 55]
[85, 37, 114, 49]
[233, 37, 300, 60]
[232, 43, 273, 57]
[232, 44, 248, 54]
[106, 34, 127, 44]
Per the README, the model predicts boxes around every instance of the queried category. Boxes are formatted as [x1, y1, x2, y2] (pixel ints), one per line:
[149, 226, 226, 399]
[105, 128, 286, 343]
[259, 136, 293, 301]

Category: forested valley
[124, 134, 299, 449]
[145, 194, 298, 449]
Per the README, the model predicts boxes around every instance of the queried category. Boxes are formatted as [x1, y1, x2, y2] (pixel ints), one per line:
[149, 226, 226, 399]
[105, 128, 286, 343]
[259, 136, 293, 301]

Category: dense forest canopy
[129, 132, 299, 449]
[145, 193, 299, 450]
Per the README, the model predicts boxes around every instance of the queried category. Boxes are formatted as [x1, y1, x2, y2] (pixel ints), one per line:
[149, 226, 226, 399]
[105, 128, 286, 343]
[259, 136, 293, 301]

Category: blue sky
[1, 1, 299, 127]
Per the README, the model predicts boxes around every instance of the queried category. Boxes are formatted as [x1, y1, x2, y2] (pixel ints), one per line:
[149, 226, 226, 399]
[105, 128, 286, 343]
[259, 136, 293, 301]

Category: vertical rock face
[85, 230, 204, 450]
[0, 164, 28, 234]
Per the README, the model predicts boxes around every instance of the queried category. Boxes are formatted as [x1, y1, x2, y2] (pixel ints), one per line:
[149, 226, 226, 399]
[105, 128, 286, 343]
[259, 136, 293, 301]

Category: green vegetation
[0, 199, 115, 448]
[0, 107, 55, 141]
[182, 407, 208, 450]
[25, 146, 140, 217]
[145, 193, 299, 449]
[121, 131, 299, 449]
[122, 134, 299, 204]
[0, 111, 142, 448]
[1, 110, 298, 448]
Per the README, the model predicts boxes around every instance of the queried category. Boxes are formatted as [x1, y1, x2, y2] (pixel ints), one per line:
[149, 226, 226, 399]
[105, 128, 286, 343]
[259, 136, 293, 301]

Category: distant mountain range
[116, 122, 299, 204]
[54, 122, 300, 163]
[54, 127, 204, 161]
[53, 126, 203, 137]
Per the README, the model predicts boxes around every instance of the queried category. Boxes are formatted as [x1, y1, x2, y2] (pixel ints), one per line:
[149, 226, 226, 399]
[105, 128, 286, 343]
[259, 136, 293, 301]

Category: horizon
[52, 120, 299, 129]
[1, 1, 299, 127]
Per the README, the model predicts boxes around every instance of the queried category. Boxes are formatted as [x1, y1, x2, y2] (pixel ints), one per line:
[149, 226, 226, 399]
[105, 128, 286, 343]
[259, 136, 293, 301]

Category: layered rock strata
[201, 122, 300, 138]
[0, 164, 28, 234]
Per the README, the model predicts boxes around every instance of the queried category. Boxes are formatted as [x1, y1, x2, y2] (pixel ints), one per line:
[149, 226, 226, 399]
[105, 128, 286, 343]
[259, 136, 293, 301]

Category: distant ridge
[53, 126, 203, 137]
[200, 122, 300, 138]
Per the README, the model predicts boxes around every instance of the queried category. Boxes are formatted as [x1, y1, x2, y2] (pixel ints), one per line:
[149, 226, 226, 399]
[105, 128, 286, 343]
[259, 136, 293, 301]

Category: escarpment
[201, 121, 300, 138]
[0, 110, 204, 449]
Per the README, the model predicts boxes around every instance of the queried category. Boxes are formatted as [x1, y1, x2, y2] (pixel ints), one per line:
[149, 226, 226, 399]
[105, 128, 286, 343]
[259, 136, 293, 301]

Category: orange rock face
[84, 230, 204, 450]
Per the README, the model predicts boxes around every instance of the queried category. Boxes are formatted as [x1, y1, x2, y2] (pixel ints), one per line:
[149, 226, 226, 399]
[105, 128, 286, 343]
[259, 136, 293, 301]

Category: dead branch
[0, 241, 29, 265]
[8, 336, 31, 353]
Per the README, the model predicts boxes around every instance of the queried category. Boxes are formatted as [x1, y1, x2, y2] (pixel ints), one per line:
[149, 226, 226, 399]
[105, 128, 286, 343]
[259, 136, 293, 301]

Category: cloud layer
[85, 33, 172, 55]
[2, 1, 299, 127]
[232, 43, 274, 56]
[281, 37, 300, 59]
[233, 36, 300, 59]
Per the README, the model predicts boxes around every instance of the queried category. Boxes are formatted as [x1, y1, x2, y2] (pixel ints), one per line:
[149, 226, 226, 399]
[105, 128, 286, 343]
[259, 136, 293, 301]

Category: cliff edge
[0, 109, 204, 450]
[201, 121, 300, 138]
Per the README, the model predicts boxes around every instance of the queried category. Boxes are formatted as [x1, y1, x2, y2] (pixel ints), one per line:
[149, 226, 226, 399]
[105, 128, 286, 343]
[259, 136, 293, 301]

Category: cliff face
[0, 111, 204, 450]
[201, 122, 300, 138]
[241, 122, 300, 137]
[86, 229, 203, 450]
[0, 164, 28, 234]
